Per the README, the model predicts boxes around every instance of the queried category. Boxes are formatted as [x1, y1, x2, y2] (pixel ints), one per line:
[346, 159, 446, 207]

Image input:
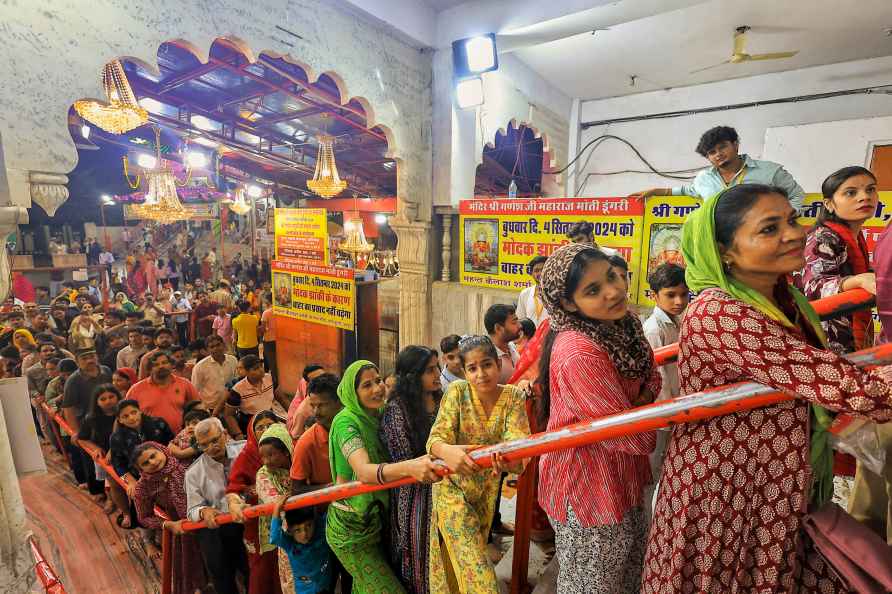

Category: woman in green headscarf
[326, 360, 441, 594]
[255, 422, 296, 594]
[641, 184, 892, 594]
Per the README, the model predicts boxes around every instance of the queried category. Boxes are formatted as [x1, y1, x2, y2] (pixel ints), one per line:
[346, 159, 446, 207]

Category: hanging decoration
[129, 127, 191, 224]
[74, 60, 148, 134]
[224, 187, 252, 215]
[307, 116, 348, 198]
[339, 214, 375, 269]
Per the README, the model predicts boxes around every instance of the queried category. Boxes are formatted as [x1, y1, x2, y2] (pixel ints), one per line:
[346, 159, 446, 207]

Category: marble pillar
[440, 213, 453, 282]
[390, 214, 432, 348]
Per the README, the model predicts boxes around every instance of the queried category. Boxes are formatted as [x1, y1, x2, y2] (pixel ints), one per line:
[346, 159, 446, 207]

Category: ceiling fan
[691, 25, 799, 74]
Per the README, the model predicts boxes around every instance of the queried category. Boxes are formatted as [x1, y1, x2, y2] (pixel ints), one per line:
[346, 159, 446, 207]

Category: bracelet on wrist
[376, 463, 387, 485]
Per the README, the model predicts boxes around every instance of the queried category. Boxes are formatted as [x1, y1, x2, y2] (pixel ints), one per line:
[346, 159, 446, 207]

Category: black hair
[127, 326, 143, 336]
[818, 166, 878, 226]
[169, 345, 185, 354]
[87, 383, 121, 421]
[483, 303, 516, 334]
[695, 126, 739, 157]
[251, 410, 281, 432]
[145, 350, 171, 371]
[439, 334, 461, 354]
[258, 435, 291, 458]
[204, 334, 224, 347]
[283, 505, 316, 529]
[302, 364, 324, 381]
[240, 354, 262, 370]
[126, 310, 144, 319]
[1, 346, 20, 360]
[58, 358, 78, 374]
[566, 221, 593, 240]
[714, 184, 787, 249]
[105, 310, 125, 321]
[189, 338, 206, 352]
[46, 356, 61, 367]
[353, 364, 378, 392]
[392, 345, 442, 457]
[154, 327, 174, 339]
[307, 373, 340, 402]
[648, 263, 687, 294]
[237, 300, 250, 312]
[183, 408, 211, 426]
[518, 318, 536, 340]
[608, 254, 629, 272]
[537, 248, 610, 427]
[457, 335, 499, 366]
[182, 400, 205, 416]
[526, 256, 548, 275]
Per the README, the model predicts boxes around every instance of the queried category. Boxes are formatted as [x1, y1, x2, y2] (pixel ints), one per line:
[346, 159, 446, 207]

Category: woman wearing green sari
[641, 184, 892, 593]
[326, 360, 441, 594]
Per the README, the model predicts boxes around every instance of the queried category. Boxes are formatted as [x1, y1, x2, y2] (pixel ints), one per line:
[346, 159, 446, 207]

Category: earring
[722, 260, 732, 272]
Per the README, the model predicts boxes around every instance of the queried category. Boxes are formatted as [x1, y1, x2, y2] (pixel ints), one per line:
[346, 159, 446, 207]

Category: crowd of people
[12, 126, 892, 594]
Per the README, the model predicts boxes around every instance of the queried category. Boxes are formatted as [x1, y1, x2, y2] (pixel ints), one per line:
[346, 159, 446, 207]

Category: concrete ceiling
[513, 0, 892, 100]
[422, 0, 468, 13]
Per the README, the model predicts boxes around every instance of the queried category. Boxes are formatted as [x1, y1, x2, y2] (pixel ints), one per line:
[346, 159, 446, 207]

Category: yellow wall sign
[636, 196, 702, 307]
[271, 259, 355, 331]
[274, 208, 329, 263]
[458, 198, 645, 297]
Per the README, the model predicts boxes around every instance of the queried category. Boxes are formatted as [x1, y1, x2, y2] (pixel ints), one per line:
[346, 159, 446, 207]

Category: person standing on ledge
[630, 125, 805, 211]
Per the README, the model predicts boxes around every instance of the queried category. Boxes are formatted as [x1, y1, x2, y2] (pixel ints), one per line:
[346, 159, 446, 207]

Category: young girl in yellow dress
[427, 335, 530, 594]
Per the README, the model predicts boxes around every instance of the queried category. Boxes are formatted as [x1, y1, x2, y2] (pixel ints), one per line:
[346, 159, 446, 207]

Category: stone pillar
[0, 371, 34, 593]
[440, 213, 452, 282]
[390, 214, 432, 348]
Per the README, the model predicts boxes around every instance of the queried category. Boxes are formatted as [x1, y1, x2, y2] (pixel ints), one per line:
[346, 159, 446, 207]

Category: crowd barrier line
[29, 287, 880, 593]
[29, 535, 67, 594]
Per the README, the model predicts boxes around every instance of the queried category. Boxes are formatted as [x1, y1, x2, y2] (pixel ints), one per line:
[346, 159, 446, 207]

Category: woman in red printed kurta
[537, 243, 660, 593]
[642, 184, 892, 593]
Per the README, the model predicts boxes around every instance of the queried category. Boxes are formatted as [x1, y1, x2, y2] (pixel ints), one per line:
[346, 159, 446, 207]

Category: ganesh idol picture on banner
[464, 219, 500, 274]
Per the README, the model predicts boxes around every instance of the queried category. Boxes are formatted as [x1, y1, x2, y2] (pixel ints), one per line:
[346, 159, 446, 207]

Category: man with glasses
[185, 417, 247, 594]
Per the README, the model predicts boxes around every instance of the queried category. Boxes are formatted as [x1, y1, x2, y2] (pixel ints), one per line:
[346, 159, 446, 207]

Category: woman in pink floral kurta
[255, 423, 296, 594]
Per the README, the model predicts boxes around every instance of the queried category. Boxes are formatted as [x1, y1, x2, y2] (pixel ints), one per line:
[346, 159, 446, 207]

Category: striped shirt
[539, 330, 658, 527]
[229, 374, 275, 415]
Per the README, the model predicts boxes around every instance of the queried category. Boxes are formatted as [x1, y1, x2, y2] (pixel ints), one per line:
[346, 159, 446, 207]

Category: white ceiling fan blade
[690, 60, 730, 74]
[745, 51, 799, 61]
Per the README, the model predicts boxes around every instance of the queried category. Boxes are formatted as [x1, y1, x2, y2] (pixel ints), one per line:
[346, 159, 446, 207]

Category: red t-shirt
[289, 423, 331, 485]
[127, 375, 199, 433]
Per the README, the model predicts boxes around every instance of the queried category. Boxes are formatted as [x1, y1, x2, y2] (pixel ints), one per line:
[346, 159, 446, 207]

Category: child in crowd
[255, 424, 296, 593]
[514, 318, 536, 354]
[270, 496, 334, 594]
[109, 399, 175, 498]
[112, 367, 136, 394]
[438, 334, 464, 390]
[641, 263, 689, 521]
[168, 408, 211, 465]
[76, 384, 121, 513]
[427, 335, 530, 593]
[213, 306, 233, 351]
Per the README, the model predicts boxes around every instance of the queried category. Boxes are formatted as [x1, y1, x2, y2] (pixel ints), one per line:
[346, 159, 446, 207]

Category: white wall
[572, 56, 892, 196]
[764, 116, 892, 191]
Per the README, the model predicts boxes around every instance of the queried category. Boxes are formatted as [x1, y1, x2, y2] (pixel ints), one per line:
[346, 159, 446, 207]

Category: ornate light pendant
[339, 214, 375, 269]
[129, 127, 191, 224]
[226, 188, 251, 215]
[307, 134, 348, 198]
[74, 60, 148, 134]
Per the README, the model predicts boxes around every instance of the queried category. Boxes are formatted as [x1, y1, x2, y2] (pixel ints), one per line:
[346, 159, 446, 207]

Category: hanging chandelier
[339, 214, 375, 269]
[224, 187, 252, 216]
[127, 127, 191, 224]
[74, 60, 148, 134]
[307, 131, 348, 198]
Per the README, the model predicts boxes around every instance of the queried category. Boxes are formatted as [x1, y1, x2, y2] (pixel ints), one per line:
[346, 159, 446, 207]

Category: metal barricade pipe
[30, 536, 67, 594]
[176, 341, 892, 532]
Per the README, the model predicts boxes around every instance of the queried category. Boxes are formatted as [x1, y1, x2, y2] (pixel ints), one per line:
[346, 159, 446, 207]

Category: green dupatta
[256, 422, 293, 553]
[682, 193, 835, 506]
[326, 360, 390, 550]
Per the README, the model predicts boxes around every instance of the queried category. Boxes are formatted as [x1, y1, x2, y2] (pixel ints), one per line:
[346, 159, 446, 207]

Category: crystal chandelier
[339, 215, 375, 269]
[128, 127, 191, 224]
[74, 60, 148, 134]
[307, 133, 348, 198]
[224, 188, 252, 216]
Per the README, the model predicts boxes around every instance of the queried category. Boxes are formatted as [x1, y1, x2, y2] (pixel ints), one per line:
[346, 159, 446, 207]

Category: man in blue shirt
[631, 126, 805, 210]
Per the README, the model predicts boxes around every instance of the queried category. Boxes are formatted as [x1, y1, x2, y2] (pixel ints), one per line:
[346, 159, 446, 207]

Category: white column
[0, 391, 34, 593]
[440, 213, 453, 282]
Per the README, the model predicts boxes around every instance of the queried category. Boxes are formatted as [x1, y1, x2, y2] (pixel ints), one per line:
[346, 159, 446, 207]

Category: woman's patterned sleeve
[255, 468, 282, 503]
[380, 403, 414, 462]
[800, 229, 847, 299]
[133, 486, 162, 529]
[427, 383, 461, 453]
[502, 387, 531, 442]
[681, 293, 892, 422]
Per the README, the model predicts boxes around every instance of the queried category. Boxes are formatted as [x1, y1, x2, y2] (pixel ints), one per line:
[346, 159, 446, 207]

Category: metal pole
[160, 528, 172, 594]
[175, 341, 892, 532]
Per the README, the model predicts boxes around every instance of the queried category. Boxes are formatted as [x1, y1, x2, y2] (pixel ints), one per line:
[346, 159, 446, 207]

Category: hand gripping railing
[33, 287, 880, 594]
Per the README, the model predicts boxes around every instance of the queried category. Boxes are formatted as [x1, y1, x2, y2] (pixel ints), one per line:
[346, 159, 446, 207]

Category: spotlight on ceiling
[101, 194, 115, 205]
[246, 184, 263, 198]
[81, 125, 91, 139]
[185, 151, 207, 168]
[456, 77, 485, 110]
[452, 33, 498, 77]
[190, 115, 216, 131]
[136, 153, 158, 169]
[375, 214, 388, 225]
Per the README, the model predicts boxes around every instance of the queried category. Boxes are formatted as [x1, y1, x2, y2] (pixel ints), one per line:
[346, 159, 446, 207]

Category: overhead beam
[159, 62, 220, 93]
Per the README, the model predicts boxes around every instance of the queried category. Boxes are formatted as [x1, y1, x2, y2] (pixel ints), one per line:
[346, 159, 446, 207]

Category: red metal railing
[33, 287, 880, 594]
[30, 536, 66, 594]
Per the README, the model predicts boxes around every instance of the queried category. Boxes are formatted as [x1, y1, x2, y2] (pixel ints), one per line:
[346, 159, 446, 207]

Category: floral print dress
[426, 381, 530, 594]
[641, 289, 892, 594]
